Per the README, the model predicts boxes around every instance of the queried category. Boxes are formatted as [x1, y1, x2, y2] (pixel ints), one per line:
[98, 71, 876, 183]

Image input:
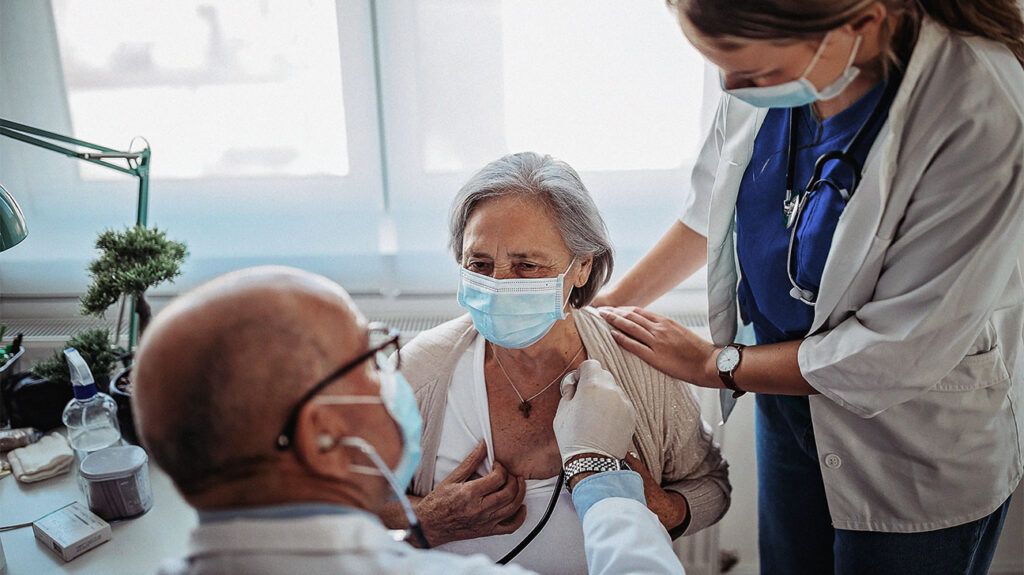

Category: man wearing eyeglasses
[132, 266, 684, 575]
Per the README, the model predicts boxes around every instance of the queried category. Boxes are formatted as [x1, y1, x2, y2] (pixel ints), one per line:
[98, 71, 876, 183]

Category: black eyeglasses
[275, 323, 401, 450]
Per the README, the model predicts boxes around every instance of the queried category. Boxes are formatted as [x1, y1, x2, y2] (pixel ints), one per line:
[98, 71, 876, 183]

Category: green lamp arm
[0, 118, 150, 227]
[0, 117, 152, 349]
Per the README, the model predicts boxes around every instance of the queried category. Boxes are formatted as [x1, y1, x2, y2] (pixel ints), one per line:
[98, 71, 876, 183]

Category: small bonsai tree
[80, 226, 188, 346]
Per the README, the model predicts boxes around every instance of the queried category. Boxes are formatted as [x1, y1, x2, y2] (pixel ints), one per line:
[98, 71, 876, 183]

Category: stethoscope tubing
[782, 74, 902, 305]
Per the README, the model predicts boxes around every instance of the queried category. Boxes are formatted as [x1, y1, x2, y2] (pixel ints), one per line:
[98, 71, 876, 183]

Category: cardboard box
[32, 502, 111, 562]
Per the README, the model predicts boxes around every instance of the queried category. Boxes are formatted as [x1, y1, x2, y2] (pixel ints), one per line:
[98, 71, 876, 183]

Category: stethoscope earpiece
[789, 286, 817, 305]
[317, 434, 336, 452]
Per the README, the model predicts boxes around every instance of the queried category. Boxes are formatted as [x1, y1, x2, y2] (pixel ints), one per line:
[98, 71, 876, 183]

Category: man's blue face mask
[457, 258, 576, 349]
[314, 369, 422, 491]
[315, 369, 429, 547]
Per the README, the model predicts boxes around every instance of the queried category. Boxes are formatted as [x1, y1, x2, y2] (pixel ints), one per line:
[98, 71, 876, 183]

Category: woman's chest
[433, 342, 564, 482]
[486, 378, 563, 479]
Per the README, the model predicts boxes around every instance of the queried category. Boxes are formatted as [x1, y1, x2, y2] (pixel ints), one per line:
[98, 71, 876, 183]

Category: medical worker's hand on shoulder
[412, 441, 528, 546]
[599, 306, 718, 387]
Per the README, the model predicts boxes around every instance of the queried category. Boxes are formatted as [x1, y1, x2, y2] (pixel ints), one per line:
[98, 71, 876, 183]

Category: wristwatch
[564, 456, 629, 492]
[716, 344, 746, 398]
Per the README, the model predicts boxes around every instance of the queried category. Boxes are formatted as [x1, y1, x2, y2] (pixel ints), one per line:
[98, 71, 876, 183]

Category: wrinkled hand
[414, 442, 527, 546]
[554, 359, 637, 462]
[599, 306, 718, 387]
[624, 452, 689, 531]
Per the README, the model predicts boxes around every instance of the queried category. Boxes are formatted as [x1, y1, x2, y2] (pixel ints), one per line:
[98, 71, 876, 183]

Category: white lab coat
[682, 17, 1024, 532]
[156, 497, 683, 575]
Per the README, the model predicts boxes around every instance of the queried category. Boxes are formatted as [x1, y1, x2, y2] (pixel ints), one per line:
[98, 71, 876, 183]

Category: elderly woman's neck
[500, 314, 584, 362]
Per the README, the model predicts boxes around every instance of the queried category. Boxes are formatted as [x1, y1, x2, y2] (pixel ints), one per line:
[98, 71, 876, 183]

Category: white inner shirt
[432, 335, 588, 574]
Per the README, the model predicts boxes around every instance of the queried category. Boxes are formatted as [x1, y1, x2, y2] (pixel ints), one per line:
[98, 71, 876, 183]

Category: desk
[0, 453, 195, 574]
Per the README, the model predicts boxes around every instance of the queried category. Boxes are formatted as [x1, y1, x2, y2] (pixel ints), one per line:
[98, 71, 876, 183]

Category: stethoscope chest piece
[784, 197, 801, 229]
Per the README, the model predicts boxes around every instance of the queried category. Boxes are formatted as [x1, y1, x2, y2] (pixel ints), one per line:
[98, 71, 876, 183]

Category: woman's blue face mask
[458, 258, 576, 349]
[721, 31, 862, 109]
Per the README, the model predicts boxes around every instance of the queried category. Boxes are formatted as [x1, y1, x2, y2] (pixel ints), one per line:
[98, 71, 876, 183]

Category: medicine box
[32, 502, 111, 562]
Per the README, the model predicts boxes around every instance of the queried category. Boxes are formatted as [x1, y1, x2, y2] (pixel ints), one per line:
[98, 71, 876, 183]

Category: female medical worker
[594, 1, 1024, 574]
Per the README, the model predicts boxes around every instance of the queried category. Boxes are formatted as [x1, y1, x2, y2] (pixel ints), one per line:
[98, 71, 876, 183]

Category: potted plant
[11, 328, 121, 430]
[1, 325, 25, 427]
[79, 226, 187, 443]
[31, 328, 119, 392]
[0, 325, 23, 373]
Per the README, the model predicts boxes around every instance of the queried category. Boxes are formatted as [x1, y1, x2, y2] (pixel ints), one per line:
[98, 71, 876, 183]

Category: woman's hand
[414, 442, 528, 546]
[599, 306, 719, 387]
[624, 452, 689, 532]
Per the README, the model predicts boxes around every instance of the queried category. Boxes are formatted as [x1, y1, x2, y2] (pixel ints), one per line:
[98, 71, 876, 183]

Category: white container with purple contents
[80, 445, 153, 520]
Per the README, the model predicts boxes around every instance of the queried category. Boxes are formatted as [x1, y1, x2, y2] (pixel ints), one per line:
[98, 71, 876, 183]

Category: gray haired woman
[382, 152, 730, 574]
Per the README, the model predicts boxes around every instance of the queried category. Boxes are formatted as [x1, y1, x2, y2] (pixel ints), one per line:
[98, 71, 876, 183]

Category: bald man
[134, 266, 683, 575]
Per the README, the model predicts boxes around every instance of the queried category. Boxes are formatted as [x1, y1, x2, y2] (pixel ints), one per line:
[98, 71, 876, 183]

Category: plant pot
[0, 348, 24, 427]
[110, 366, 138, 445]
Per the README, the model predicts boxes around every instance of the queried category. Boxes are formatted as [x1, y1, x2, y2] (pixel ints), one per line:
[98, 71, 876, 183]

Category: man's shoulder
[390, 547, 538, 575]
[154, 550, 534, 575]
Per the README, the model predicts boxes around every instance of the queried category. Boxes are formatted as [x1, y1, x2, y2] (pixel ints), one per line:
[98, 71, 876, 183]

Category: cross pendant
[518, 401, 532, 418]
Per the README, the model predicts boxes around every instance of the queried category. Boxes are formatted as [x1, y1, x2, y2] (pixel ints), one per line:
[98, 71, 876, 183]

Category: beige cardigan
[403, 307, 730, 535]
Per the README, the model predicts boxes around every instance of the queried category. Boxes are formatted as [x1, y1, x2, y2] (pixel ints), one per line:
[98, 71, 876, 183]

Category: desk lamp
[0, 118, 151, 348]
[0, 182, 28, 252]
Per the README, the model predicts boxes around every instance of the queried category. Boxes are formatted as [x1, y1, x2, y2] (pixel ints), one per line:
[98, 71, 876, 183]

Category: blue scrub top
[736, 82, 890, 345]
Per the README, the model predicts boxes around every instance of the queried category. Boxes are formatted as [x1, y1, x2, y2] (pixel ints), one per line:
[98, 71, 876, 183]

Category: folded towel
[8, 432, 73, 483]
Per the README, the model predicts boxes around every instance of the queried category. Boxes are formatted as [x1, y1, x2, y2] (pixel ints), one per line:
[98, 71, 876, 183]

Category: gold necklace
[491, 344, 585, 418]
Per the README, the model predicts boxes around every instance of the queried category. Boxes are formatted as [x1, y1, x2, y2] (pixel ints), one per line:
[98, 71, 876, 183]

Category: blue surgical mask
[337, 436, 429, 548]
[316, 369, 422, 491]
[722, 32, 862, 109]
[458, 258, 576, 349]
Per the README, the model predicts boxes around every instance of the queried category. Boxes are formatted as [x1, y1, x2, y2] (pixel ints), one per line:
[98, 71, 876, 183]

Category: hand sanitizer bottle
[62, 348, 121, 462]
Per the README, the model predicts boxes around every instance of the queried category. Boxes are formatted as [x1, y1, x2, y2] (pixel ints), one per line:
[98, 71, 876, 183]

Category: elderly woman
[386, 152, 729, 574]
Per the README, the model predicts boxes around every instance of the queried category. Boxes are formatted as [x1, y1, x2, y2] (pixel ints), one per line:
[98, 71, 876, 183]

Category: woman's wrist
[702, 345, 724, 389]
[651, 487, 690, 531]
[593, 285, 624, 308]
[410, 498, 450, 547]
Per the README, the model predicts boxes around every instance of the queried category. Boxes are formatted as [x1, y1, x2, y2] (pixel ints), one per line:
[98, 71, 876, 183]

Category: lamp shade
[0, 182, 28, 252]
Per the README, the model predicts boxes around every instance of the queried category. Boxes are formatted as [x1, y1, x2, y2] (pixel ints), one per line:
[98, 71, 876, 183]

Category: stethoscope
[782, 74, 902, 305]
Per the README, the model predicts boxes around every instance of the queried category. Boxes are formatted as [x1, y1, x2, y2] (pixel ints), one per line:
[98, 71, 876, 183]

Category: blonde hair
[669, 0, 1024, 67]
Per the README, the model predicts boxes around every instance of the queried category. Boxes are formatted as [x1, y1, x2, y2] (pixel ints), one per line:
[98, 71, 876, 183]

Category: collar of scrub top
[784, 69, 905, 305]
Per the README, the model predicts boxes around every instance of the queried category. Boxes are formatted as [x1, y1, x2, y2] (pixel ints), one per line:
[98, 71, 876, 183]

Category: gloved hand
[553, 359, 637, 463]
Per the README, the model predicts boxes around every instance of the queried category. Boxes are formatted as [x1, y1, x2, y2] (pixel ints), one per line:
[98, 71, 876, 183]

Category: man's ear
[575, 255, 594, 289]
[293, 402, 352, 480]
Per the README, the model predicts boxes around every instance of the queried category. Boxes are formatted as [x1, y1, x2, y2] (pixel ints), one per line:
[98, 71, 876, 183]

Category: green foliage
[31, 328, 121, 387]
[0, 324, 12, 364]
[80, 226, 188, 317]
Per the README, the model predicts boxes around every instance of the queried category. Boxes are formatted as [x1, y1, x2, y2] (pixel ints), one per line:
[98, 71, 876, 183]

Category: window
[375, 0, 711, 291]
[1, 0, 385, 296]
[0, 0, 712, 301]
[52, 0, 351, 180]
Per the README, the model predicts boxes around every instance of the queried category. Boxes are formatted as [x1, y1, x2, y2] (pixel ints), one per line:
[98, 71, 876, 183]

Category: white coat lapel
[804, 144, 889, 334]
[806, 19, 942, 334]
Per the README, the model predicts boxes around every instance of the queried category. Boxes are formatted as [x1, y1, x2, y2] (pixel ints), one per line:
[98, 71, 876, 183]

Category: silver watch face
[717, 346, 741, 372]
